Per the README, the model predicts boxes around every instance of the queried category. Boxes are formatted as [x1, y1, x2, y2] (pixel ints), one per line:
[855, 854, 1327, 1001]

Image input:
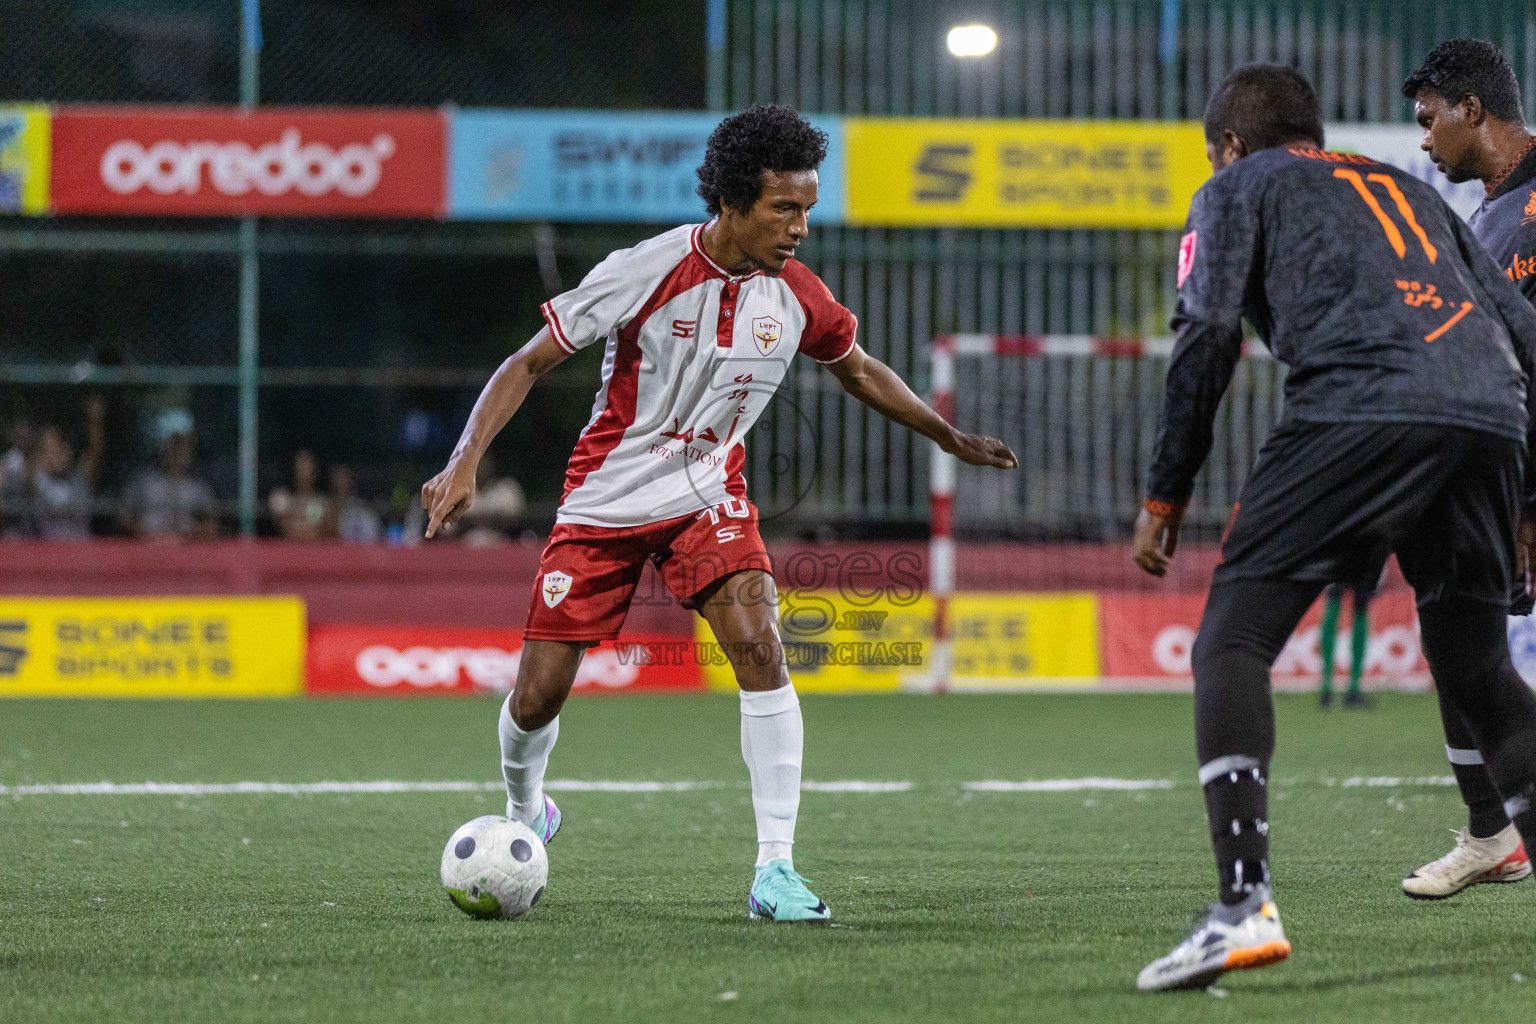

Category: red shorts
[524, 498, 773, 645]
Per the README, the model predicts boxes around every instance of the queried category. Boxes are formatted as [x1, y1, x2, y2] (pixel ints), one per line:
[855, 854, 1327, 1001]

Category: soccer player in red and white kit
[422, 106, 1016, 921]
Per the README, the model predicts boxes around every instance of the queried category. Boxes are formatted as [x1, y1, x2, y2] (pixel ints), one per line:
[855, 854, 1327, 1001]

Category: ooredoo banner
[50, 106, 446, 217]
[306, 625, 704, 696]
[1099, 591, 1430, 690]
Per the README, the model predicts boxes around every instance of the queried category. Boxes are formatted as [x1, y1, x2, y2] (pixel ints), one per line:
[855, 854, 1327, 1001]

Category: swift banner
[0, 597, 305, 697]
[696, 591, 1101, 693]
[449, 109, 845, 223]
[1098, 591, 1430, 690]
[50, 107, 447, 217]
[307, 625, 704, 695]
[0, 105, 49, 214]
[844, 118, 1210, 228]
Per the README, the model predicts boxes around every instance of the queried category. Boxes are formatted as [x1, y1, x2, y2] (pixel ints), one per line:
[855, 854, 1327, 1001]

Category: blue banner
[448, 109, 844, 224]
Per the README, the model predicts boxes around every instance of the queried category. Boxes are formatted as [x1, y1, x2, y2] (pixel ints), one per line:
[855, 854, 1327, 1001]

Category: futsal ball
[440, 815, 548, 920]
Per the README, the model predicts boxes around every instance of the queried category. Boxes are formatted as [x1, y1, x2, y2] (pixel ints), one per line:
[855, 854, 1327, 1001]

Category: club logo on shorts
[541, 571, 573, 609]
[751, 315, 782, 356]
[1177, 230, 1197, 288]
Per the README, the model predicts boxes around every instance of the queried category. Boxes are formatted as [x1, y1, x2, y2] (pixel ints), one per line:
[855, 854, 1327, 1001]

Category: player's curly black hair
[696, 105, 828, 217]
[1403, 39, 1524, 124]
[1204, 63, 1324, 152]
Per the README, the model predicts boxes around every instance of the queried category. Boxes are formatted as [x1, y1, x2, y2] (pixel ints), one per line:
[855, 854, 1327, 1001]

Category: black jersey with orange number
[1470, 144, 1536, 304]
[1147, 146, 1536, 507]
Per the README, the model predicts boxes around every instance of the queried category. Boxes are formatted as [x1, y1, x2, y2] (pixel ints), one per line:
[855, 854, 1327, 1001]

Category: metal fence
[725, 0, 1536, 537]
[5, 1, 1535, 541]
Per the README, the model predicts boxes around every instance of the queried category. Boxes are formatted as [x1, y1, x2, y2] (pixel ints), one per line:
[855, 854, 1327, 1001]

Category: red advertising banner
[307, 625, 704, 696]
[1099, 591, 1429, 690]
[50, 107, 446, 217]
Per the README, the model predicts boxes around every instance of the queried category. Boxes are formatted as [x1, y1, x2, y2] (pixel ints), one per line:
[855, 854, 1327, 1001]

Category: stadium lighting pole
[1159, 0, 1181, 119]
[237, 0, 261, 537]
[705, 0, 727, 111]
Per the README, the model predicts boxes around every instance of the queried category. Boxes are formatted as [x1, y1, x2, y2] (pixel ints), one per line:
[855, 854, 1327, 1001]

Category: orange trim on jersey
[1288, 147, 1376, 165]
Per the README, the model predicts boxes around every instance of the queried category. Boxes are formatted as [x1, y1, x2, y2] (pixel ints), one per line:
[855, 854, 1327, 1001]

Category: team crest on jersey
[751, 316, 783, 356]
[1522, 191, 1536, 225]
[541, 571, 573, 609]
[1177, 230, 1197, 288]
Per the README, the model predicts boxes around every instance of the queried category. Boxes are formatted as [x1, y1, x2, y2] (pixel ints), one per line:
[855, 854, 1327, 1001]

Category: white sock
[740, 685, 803, 868]
[499, 696, 559, 826]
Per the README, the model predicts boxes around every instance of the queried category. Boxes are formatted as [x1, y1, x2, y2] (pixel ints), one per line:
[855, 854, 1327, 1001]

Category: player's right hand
[1132, 503, 1184, 577]
[1520, 507, 1536, 597]
[422, 457, 478, 539]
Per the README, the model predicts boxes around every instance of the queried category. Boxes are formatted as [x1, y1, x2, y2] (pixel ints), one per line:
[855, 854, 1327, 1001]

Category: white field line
[0, 776, 1466, 798]
[963, 778, 1174, 792]
[1331, 776, 1457, 788]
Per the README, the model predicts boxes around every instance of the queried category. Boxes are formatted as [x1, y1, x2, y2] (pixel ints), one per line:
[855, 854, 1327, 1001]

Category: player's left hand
[1133, 504, 1184, 577]
[945, 431, 1018, 469]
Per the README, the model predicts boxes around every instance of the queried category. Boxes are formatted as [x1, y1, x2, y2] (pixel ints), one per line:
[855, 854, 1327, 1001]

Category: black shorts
[1213, 419, 1522, 608]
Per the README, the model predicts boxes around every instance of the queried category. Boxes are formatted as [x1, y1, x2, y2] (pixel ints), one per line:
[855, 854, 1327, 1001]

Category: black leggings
[1194, 576, 1536, 823]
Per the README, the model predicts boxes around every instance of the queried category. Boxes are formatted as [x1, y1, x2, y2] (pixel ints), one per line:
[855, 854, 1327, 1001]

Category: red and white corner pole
[927, 335, 956, 693]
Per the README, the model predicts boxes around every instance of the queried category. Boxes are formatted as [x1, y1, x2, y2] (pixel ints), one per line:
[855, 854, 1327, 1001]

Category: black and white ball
[440, 815, 548, 920]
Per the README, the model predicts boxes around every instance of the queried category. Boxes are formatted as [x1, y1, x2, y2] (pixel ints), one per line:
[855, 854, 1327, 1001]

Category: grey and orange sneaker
[1137, 885, 1290, 992]
[1403, 825, 1529, 899]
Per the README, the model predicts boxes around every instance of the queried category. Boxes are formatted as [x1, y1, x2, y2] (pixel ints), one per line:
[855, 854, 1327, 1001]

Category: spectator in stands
[270, 449, 332, 541]
[329, 463, 381, 543]
[456, 452, 526, 546]
[31, 396, 104, 539]
[0, 414, 36, 537]
[120, 409, 219, 540]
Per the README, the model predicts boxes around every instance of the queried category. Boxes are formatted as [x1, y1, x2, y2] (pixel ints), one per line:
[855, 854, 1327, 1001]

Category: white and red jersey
[540, 222, 858, 528]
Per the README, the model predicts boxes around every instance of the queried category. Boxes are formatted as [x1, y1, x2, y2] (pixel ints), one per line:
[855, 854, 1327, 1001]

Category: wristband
[1144, 498, 1187, 517]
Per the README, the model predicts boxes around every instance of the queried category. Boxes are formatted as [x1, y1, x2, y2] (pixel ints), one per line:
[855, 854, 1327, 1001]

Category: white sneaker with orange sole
[1403, 824, 1530, 900]
[1137, 885, 1291, 992]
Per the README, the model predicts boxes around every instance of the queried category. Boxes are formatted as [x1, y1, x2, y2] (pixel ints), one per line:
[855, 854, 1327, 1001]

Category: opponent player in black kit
[1131, 63, 1536, 991]
[1399, 38, 1536, 899]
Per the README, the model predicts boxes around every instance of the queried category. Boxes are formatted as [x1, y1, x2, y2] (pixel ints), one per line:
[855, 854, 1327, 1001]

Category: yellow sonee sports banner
[0, 105, 51, 215]
[697, 591, 1101, 693]
[844, 118, 1210, 228]
[0, 597, 305, 697]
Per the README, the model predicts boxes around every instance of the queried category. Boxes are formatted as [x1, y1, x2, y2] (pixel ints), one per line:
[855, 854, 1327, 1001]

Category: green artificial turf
[2, 693, 1534, 1023]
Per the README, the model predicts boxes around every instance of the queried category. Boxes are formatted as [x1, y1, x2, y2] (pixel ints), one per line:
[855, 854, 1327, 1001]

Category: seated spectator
[0, 415, 36, 537]
[120, 412, 219, 540]
[329, 463, 381, 544]
[31, 397, 104, 539]
[456, 452, 526, 546]
[269, 449, 332, 541]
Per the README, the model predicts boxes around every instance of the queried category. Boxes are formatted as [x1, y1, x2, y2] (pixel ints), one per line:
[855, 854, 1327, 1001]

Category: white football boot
[1137, 885, 1291, 992]
[1402, 824, 1530, 899]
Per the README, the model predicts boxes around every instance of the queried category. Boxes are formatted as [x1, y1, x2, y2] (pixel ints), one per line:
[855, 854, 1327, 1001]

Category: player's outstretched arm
[823, 344, 1017, 468]
[422, 327, 571, 537]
